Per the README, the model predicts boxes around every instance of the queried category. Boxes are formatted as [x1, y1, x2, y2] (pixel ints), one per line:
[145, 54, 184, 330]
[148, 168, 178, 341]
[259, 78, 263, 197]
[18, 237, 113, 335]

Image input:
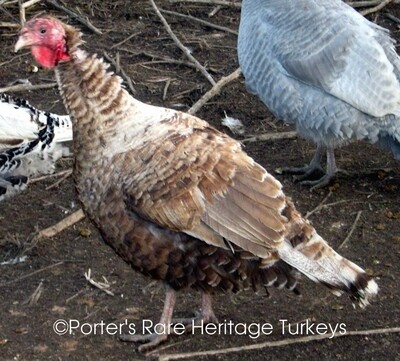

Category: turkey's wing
[119, 114, 288, 257]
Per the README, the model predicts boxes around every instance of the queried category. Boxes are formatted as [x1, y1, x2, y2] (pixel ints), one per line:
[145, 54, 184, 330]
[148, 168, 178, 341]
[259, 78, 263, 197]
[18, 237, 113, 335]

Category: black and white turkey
[0, 93, 72, 201]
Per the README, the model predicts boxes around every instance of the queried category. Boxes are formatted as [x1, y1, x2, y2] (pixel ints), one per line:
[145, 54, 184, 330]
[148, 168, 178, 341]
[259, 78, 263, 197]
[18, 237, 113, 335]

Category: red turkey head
[15, 17, 70, 69]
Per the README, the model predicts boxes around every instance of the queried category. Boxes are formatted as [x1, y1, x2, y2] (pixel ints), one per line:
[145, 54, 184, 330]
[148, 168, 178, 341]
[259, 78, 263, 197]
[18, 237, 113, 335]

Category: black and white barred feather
[0, 93, 73, 201]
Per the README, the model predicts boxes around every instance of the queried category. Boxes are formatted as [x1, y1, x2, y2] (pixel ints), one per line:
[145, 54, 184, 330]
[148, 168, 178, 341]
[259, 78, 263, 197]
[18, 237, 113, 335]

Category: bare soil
[0, 1, 399, 360]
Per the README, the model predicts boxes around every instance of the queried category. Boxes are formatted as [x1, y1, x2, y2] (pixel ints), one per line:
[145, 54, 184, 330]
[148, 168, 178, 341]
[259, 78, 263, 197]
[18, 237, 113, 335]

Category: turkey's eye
[40, 28, 47, 34]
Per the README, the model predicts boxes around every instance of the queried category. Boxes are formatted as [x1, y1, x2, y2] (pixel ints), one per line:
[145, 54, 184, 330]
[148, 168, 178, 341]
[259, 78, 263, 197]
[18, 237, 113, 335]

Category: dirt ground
[0, 1, 399, 360]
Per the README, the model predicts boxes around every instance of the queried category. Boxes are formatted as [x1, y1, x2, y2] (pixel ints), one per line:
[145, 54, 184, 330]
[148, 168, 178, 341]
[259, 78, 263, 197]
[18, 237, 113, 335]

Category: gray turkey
[238, 0, 400, 188]
[0, 93, 72, 201]
[16, 16, 378, 351]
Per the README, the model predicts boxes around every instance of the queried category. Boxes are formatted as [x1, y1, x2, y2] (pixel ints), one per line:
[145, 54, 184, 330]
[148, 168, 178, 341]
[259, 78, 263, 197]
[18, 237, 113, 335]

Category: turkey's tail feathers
[377, 134, 400, 160]
[279, 232, 378, 308]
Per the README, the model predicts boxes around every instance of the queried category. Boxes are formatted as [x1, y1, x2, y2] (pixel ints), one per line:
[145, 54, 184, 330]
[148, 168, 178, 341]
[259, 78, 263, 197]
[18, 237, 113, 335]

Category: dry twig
[22, 280, 44, 305]
[146, 339, 192, 357]
[385, 12, 400, 24]
[84, 268, 115, 296]
[0, 21, 19, 27]
[0, 82, 57, 93]
[188, 67, 241, 114]
[30, 169, 73, 183]
[159, 8, 238, 35]
[150, 0, 216, 86]
[305, 199, 351, 219]
[338, 210, 363, 249]
[208, 5, 222, 17]
[157, 327, 400, 360]
[163, 79, 171, 100]
[121, 48, 197, 69]
[359, 0, 394, 15]
[168, 0, 242, 7]
[0, 261, 64, 286]
[33, 209, 85, 241]
[111, 31, 142, 49]
[305, 192, 333, 219]
[45, 0, 103, 34]
[346, 0, 398, 8]
[45, 169, 72, 190]
[18, 0, 41, 25]
[0, 53, 29, 67]
[66, 288, 88, 304]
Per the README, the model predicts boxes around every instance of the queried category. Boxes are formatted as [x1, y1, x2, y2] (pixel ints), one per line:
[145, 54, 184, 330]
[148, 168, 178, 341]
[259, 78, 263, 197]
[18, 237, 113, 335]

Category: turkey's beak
[14, 31, 33, 52]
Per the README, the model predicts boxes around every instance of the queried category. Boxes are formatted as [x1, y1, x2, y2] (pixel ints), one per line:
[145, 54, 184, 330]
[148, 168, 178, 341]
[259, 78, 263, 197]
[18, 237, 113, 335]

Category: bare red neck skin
[31, 43, 71, 69]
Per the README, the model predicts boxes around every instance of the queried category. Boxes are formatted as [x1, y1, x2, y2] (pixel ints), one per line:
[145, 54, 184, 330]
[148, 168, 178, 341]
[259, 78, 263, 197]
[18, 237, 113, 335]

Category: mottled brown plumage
[16, 17, 378, 351]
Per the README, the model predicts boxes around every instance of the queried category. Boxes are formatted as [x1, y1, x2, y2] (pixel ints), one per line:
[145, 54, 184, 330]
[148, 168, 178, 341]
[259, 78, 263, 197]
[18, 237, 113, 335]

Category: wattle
[31, 45, 70, 69]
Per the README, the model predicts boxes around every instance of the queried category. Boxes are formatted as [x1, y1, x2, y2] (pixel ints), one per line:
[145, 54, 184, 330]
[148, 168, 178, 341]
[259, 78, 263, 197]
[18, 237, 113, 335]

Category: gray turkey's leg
[326, 147, 338, 177]
[120, 286, 176, 352]
[300, 147, 338, 189]
[281, 144, 325, 177]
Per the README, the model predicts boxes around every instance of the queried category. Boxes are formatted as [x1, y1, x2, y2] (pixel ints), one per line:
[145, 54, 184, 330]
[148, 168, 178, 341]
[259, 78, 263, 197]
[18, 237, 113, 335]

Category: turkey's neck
[55, 49, 133, 165]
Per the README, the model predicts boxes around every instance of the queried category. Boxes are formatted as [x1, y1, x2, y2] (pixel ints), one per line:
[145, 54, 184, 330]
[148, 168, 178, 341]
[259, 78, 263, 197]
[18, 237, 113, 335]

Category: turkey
[0, 93, 72, 201]
[238, 0, 400, 188]
[15, 17, 378, 351]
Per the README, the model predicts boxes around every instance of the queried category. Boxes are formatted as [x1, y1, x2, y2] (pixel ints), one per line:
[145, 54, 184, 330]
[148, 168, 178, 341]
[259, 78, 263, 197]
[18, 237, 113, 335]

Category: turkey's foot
[120, 289, 217, 353]
[120, 332, 169, 353]
[120, 286, 176, 352]
[281, 163, 325, 180]
[282, 146, 346, 190]
[298, 172, 335, 190]
[170, 293, 218, 336]
[120, 309, 218, 354]
[299, 168, 349, 190]
[173, 310, 219, 331]
[280, 144, 326, 180]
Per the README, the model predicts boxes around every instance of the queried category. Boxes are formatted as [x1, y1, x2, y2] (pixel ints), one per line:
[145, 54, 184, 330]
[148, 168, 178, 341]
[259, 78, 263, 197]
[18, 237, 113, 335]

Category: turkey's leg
[299, 147, 340, 189]
[120, 290, 218, 353]
[282, 145, 345, 189]
[281, 144, 325, 178]
[173, 292, 218, 327]
[120, 286, 176, 352]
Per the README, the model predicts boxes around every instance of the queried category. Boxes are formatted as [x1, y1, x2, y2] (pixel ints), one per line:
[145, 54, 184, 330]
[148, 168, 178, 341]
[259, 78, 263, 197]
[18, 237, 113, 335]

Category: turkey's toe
[172, 309, 219, 330]
[281, 163, 324, 177]
[120, 332, 169, 353]
[299, 173, 335, 190]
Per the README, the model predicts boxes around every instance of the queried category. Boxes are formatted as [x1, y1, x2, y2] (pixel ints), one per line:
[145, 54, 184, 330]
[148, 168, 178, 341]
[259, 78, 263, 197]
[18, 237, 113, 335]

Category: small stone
[328, 182, 340, 192]
[33, 344, 48, 353]
[51, 305, 66, 315]
[377, 170, 387, 180]
[79, 228, 92, 237]
[14, 327, 28, 334]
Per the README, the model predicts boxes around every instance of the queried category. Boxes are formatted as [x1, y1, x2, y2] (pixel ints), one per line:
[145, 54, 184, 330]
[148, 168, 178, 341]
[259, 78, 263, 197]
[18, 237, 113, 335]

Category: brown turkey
[15, 17, 378, 351]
